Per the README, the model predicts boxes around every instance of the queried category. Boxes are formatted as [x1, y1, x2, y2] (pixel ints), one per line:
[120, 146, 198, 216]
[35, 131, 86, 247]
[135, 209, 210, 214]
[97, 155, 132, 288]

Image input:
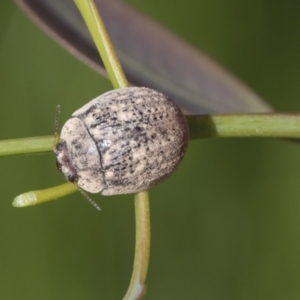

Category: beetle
[54, 87, 189, 195]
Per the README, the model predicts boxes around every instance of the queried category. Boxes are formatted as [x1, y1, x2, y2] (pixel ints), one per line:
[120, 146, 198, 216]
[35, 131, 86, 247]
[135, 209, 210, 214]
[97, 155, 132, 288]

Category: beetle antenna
[78, 188, 101, 211]
[53, 105, 61, 149]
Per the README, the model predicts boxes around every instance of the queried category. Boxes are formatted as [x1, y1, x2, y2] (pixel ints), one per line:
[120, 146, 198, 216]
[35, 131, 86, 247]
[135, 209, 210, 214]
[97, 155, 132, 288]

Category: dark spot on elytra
[84, 104, 96, 116]
[134, 126, 143, 132]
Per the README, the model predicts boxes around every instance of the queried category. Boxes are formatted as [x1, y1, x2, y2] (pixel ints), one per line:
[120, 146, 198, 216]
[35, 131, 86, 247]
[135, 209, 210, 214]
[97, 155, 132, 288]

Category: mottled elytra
[54, 87, 189, 195]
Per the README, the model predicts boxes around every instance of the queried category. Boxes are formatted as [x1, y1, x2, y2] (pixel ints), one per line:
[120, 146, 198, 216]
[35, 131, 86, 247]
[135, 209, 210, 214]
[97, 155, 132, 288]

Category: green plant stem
[123, 191, 150, 300]
[2, 114, 300, 158]
[74, 1, 150, 299]
[74, 0, 128, 89]
[0, 136, 53, 156]
[13, 183, 77, 207]
[187, 113, 300, 139]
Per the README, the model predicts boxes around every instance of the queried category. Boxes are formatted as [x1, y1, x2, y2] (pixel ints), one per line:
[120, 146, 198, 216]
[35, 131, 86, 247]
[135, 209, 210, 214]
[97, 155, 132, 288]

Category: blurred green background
[1, 1, 300, 299]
